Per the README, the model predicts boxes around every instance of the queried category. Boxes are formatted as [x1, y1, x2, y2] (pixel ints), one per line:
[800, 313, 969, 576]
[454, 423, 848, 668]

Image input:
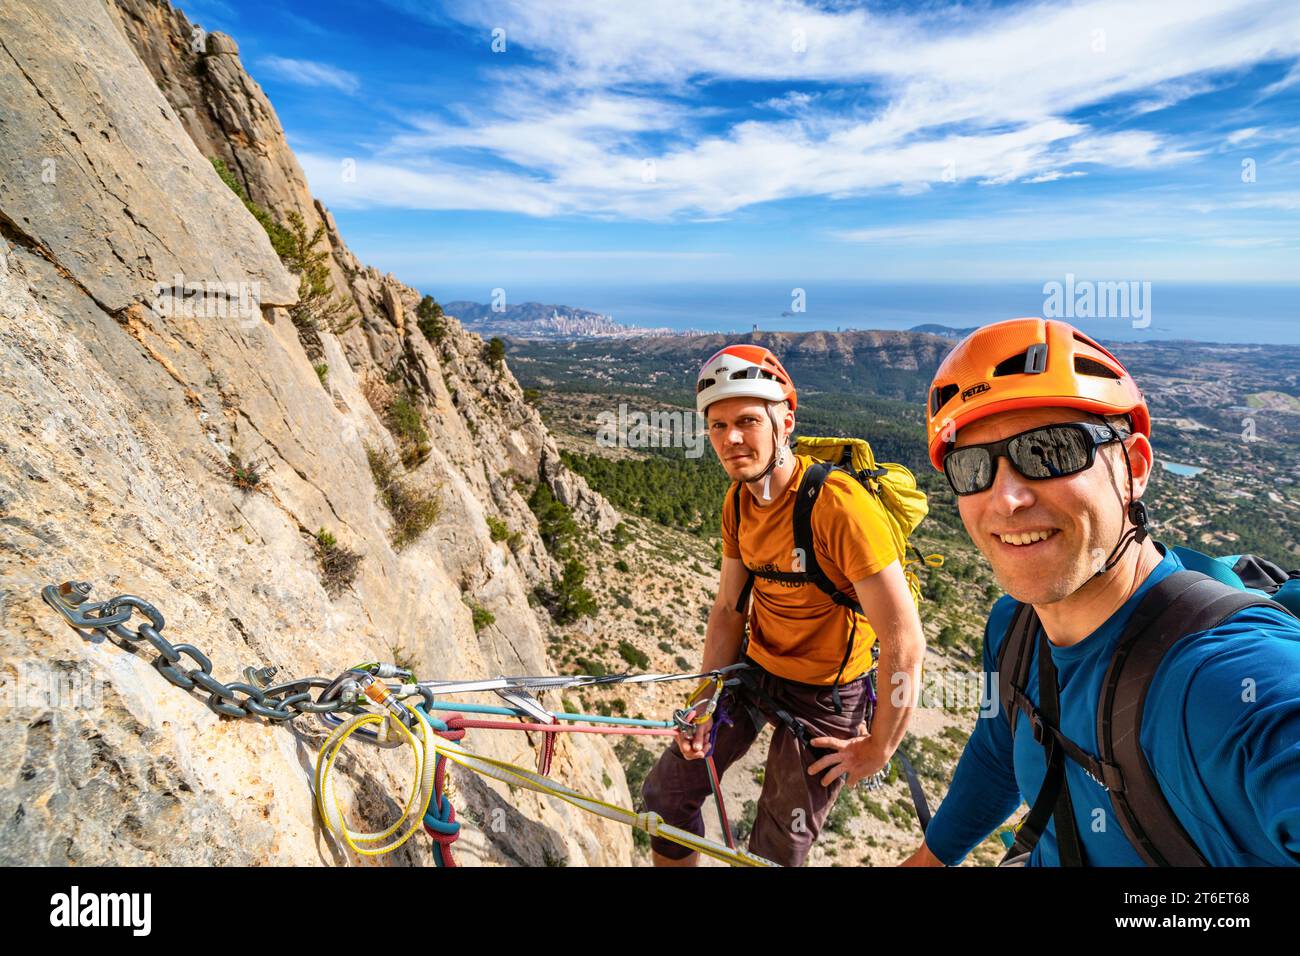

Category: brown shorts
[641, 657, 874, 866]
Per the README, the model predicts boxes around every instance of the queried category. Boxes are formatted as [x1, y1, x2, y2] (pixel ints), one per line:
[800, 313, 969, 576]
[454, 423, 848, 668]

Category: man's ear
[1126, 432, 1154, 498]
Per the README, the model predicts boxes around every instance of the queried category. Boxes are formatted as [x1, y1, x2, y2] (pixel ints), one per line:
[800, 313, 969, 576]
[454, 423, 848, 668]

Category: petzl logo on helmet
[961, 382, 990, 401]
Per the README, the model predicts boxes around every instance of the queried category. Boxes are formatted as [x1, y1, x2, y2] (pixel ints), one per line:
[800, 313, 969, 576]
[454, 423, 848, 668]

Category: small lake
[1162, 460, 1206, 477]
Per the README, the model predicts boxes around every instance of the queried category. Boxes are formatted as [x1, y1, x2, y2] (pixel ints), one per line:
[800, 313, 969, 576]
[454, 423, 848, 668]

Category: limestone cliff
[0, 0, 623, 865]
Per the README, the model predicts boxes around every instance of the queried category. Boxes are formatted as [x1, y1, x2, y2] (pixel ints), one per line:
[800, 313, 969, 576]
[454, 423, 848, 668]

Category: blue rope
[415, 706, 461, 866]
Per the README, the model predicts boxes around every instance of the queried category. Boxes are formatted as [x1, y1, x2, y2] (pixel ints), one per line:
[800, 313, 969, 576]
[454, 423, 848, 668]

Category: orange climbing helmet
[696, 344, 798, 415]
[925, 318, 1150, 471]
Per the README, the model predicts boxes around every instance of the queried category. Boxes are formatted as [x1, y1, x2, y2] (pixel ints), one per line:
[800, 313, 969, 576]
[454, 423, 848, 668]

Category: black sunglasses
[942, 421, 1125, 496]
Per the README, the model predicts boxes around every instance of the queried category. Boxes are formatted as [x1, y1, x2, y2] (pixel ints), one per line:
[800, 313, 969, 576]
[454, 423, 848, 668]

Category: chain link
[41, 581, 352, 722]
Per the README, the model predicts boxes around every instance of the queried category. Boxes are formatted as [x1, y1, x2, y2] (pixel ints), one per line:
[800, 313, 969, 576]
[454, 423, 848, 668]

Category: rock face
[0, 0, 628, 866]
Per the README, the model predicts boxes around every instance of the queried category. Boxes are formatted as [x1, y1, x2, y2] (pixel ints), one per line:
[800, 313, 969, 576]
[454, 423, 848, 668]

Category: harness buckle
[1030, 710, 1047, 745]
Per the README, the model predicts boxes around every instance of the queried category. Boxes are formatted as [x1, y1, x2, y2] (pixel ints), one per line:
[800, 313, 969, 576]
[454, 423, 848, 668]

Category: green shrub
[572, 656, 607, 677]
[315, 527, 361, 598]
[614, 558, 630, 573]
[385, 393, 431, 466]
[487, 336, 506, 369]
[528, 482, 579, 557]
[313, 362, 329, 386]
[936, 623, 963, 651]
[548, 558, 597, 624]
[225, 452, 263, 491]
[861, 796, 890, 823]
[734, 800, 759, 842]
[366, 445, 441, 550]
[486, 515, 510, 542]
[617, 641, 649, 670]
[465, 598, 495, 633]
[825, 794, 858, 835]
[889, 798, 916, 829]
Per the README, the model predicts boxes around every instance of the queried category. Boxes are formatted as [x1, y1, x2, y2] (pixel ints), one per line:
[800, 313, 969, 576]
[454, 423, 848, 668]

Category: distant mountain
[445, 300, 680, 339]
[909, 323, 980, 338]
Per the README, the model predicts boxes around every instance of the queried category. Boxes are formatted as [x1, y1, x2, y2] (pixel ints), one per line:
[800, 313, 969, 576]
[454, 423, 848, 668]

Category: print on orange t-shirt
[721, 455, 900, 685]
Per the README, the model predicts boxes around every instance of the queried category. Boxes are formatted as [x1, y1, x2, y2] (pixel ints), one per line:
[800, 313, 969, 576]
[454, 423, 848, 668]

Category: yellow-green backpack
[731, 436, 943, 707]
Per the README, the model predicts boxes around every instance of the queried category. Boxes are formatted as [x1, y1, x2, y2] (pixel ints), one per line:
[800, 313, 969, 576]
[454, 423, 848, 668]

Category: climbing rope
[40, 580, 774, 867]
[42, 580, 927, 865]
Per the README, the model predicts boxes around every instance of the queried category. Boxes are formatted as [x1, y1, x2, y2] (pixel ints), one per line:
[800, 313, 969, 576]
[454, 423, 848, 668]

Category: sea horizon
[428, 279, 1300, 346]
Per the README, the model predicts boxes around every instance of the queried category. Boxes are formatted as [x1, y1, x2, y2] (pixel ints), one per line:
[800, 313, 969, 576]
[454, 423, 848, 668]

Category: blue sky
[182, 0, 1300, 289]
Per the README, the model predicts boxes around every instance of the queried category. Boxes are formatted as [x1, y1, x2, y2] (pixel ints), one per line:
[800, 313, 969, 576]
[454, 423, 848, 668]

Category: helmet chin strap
[748, 404, 787, 501]
[1094, 430, 1150, 577]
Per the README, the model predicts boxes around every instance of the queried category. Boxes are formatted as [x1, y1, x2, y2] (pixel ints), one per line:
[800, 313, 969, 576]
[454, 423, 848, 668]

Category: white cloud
[1024, 171, 1088, 183]
[1226, 127, 1261, 145]
[340, 0, 1300, 218]
[258, 56, 360, 95]
[832, 197, 1300, 247]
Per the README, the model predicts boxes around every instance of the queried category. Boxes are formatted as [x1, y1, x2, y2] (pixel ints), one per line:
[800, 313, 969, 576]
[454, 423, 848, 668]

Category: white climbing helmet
[695, 344, 798, 416]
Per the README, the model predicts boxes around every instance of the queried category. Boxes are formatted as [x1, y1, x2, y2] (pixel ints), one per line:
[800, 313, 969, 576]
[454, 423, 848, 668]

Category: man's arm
[807, 560, 925, 786]
[678, 555, 750, 760]
[903, 599, 1025, 866]
[1165, 608, 1300, 865]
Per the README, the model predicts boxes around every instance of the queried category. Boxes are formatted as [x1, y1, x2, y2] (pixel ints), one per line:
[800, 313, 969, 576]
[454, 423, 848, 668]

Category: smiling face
[706, 396, 791, 482]
[951, 405, 1152, 606]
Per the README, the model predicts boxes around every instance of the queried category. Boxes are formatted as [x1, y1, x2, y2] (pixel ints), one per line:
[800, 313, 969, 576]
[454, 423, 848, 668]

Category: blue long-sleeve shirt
[925, 545, 1300, 866]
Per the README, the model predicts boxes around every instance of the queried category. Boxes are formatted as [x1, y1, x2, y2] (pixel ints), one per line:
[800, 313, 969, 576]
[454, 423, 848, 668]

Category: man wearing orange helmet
[641, 344, 926, 866]
[904, 318, 1300, 867]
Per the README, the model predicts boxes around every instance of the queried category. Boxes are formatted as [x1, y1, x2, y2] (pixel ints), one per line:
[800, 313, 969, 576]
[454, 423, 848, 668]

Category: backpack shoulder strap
[996, 601, 1038, 740]
[792, 461, 862, 613]
[1098, 569, 1279, 866]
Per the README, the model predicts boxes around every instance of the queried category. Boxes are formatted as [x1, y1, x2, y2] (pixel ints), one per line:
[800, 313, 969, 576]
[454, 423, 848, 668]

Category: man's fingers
[808, 751, 839, 776]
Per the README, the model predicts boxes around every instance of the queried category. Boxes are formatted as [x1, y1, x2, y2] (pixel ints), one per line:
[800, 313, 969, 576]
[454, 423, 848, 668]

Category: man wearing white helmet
[641, 344, 926, 866]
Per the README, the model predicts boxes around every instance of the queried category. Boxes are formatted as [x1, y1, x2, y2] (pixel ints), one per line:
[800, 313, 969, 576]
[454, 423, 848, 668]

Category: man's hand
[900, 841, 946, 867]
[676, 717, 713, 760]
[808, 721, 889, 787]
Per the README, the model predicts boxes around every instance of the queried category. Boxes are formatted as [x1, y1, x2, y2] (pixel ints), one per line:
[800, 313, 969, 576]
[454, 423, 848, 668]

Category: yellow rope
[315, 711, 435, 857]
[314, 706, 777, 867]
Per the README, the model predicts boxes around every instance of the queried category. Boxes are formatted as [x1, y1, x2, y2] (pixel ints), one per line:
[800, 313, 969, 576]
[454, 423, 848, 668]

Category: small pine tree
[416, 294, 446, 343]
[552, 557, 597, 624]
[282, 211, 356, 338]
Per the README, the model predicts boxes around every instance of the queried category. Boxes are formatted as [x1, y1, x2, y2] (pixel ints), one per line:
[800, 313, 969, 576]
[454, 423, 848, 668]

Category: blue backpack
[997, 546, 1299, 866]
[1170, 547, 1300, 616]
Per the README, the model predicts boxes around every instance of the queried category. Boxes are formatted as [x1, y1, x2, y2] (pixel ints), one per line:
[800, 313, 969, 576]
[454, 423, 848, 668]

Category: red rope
[537, 729, 555, 775]
[421, 711, 679, 866]
[453, 718, 677, 736]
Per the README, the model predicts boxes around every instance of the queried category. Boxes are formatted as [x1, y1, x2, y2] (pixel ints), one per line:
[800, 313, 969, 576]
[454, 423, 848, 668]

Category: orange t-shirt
[721, 455, 899, 684]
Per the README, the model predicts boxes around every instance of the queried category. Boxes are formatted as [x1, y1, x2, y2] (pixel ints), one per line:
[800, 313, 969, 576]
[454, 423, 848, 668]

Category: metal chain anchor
[41, 581, 357, 721]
